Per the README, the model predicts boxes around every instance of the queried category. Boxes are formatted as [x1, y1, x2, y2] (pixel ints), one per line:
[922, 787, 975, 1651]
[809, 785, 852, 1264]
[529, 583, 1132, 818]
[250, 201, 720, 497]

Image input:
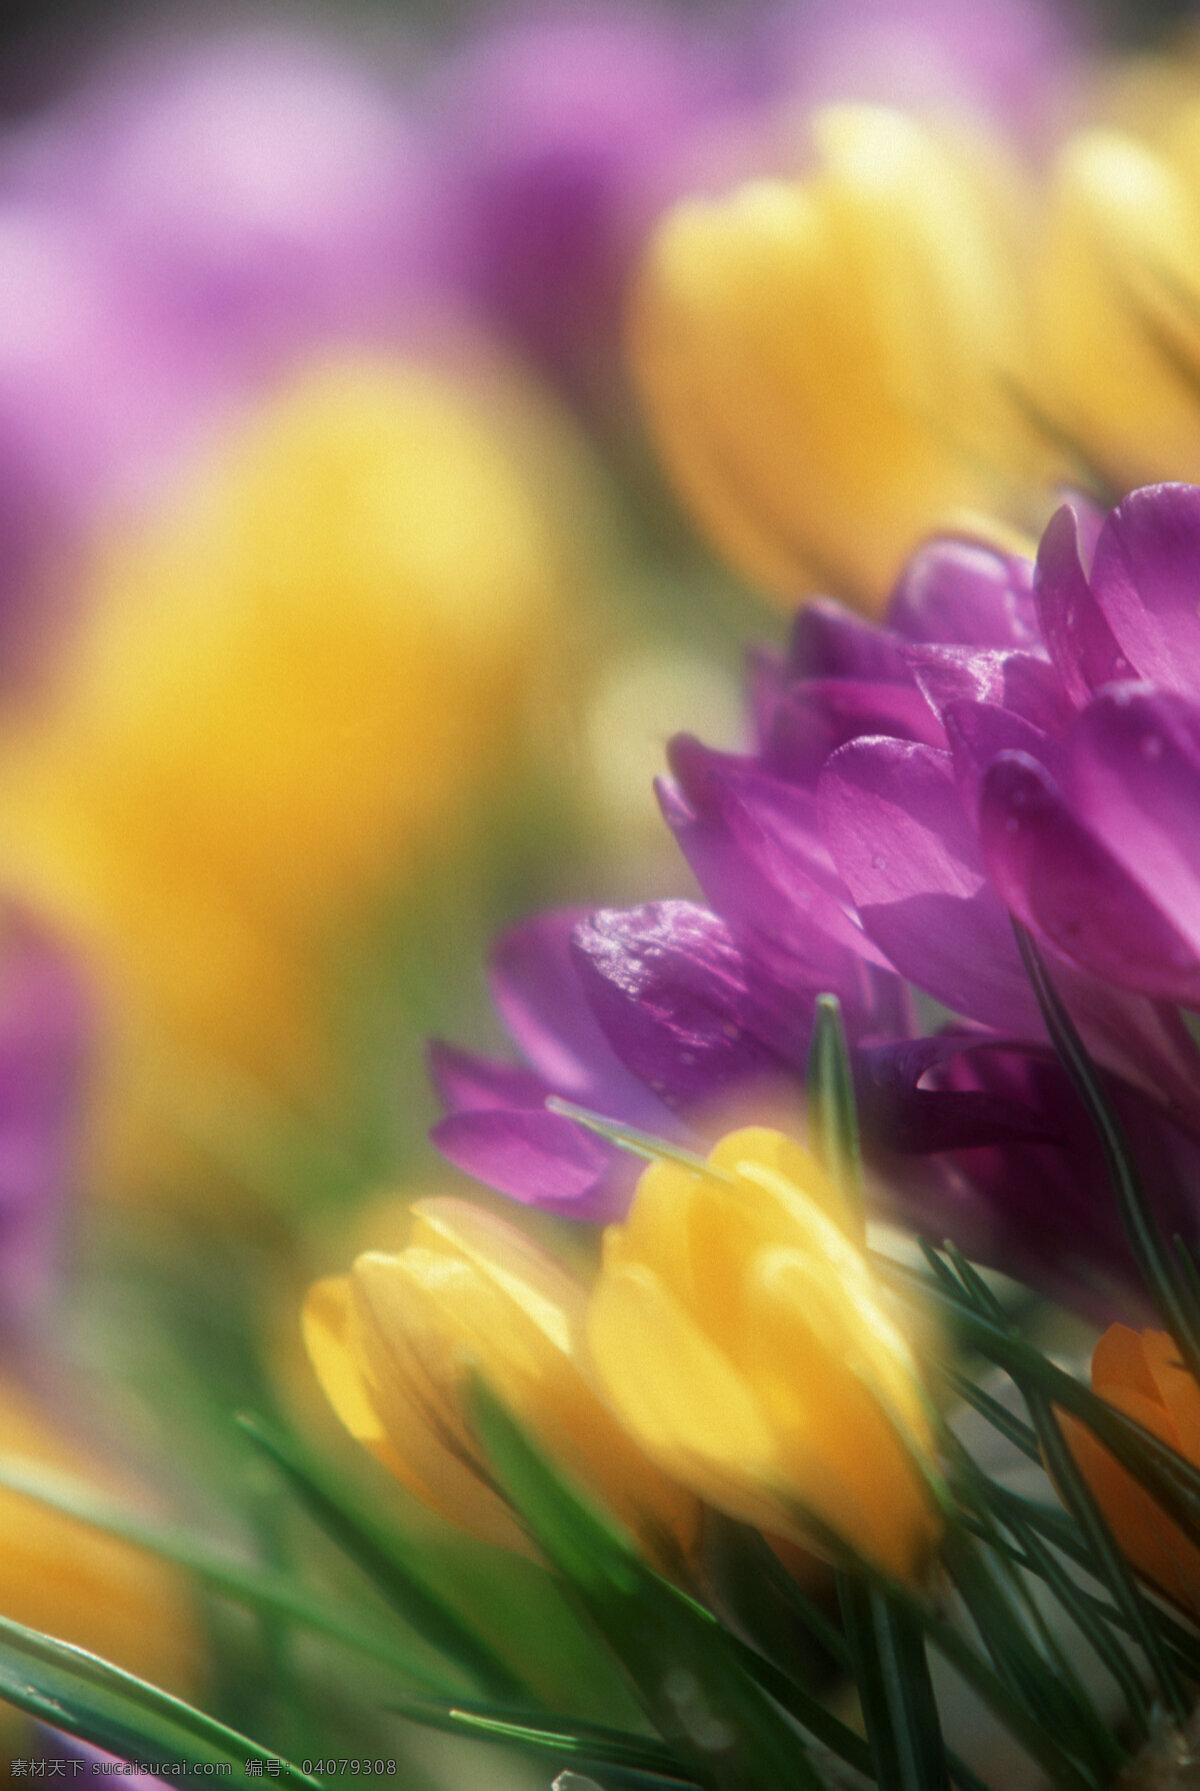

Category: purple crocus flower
[425, 2, 741, 415]
[433, 484, 1200, 1310]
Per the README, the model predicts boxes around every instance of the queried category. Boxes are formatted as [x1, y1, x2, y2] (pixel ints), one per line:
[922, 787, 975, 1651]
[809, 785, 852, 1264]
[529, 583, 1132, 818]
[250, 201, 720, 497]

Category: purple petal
[489, 908, 659, 1118]
[426, 1040, 549, 1114]
[431, 1107, 629, 1220]
[1063, 488, 1106, 573]
[787, 596, 910, 683]
[763, 676, 944, 785]
[818, 738, 1043, 1032]
[913, 1045, 1184, 1317]
[1090, 484, 1200, 700]
[906, 645, 1072, 738]
[978, 750, 1200, 1004]
[941, 698, 1065, 822]
[856, 1033, 1053, 1154]
[36, 29, 453, 367]
[1033, 502, 1130, 708]
[665, 735, 895, 973]
[1067, 686, 1200, 977]
[747, 642, 787, 749]
[886, 538, 1039, 649]
[571, 900, 809, 1112]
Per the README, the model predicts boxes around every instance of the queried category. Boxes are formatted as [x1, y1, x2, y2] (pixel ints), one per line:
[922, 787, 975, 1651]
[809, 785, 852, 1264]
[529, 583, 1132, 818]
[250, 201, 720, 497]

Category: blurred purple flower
[426, 2, 741, 412]
[434, 484, 1200, 1310]
[750, 0, 1084, 148]
[12, 26, 453, 375]
[0, 910, 88, 1348]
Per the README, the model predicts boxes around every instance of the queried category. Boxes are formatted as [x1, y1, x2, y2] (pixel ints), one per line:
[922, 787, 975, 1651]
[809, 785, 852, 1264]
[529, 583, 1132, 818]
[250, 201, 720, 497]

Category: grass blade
[805, 993, 864, 1239]
[390, 1698, 697, 1780]
[1024, 1387, 1188, 1725]
[0, 1613, 322, 1785]
[839, 1575, 950, 1791]
[1013, 922, 1200, 1381]
[468, 1377, 827, 1791]
[876, 1256, 1200, 1546]
[0, 1452, 459, 1697]
[999, 1499, 1149, 1734]
[236, 1412, 528, 1701]
[942, 1370, 1040, 1465]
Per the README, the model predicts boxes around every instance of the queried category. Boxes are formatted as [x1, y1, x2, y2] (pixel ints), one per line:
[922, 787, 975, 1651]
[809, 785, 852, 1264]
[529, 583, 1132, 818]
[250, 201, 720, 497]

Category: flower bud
[587, 1126, 941, 1581]
[304, 1197, 699, 1567]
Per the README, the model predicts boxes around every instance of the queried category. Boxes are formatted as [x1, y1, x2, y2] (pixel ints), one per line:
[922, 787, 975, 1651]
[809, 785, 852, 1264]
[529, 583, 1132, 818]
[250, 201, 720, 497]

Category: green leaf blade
[0, 1613, 322, 1787]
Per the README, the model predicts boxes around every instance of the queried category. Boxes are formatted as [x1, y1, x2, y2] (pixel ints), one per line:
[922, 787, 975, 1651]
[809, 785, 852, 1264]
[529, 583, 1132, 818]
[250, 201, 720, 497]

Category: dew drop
[871, 853, 887, 871]
[1141, 732, 1163, 762]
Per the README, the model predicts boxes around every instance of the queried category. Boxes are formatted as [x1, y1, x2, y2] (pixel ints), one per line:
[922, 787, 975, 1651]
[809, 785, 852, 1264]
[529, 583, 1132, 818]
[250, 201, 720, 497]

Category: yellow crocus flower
[631, 105, 1051, 611]
[0, 350, 580, 1207]
[1038, 120, 1200, 489]
[0, 1372, 199, 1695]
[304, 1197, 700, 1568]
[587, 1128, 941, 1582]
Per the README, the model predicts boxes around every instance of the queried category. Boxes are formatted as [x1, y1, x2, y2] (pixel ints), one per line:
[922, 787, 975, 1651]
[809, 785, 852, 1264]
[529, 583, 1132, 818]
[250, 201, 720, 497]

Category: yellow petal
[347, 1254, 530, 1555]
[409, 1197, 585, 1357]
[1038, 130, 1200, 487]
[302, 1272, 449, 1514]
[588, 1260, 781, 1531]
[632, 105, 1046, 610]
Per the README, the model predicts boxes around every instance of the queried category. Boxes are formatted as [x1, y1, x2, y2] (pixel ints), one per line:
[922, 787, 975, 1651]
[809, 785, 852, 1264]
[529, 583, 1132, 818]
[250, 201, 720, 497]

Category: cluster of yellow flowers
[306, 1127, 943, 1586]
[632, 91, 1200, 611]
[305, 1125, 1200, 1637]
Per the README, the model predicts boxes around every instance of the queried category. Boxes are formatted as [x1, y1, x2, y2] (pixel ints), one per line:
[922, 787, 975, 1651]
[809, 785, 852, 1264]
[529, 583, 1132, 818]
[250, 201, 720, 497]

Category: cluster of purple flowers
[434, 483, 1200, 1314]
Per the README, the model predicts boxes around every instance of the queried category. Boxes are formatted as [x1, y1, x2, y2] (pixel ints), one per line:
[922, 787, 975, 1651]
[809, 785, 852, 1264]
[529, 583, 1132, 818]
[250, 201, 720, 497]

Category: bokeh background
[0, 0, 1197, 1782]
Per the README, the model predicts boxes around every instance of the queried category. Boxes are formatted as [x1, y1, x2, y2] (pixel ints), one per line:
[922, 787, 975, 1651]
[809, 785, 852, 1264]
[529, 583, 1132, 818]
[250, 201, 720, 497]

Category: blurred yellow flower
[587, 1127, 940, 1581]
[1038, 118, 1200, 489]
[0, 1372, 199, 1693]
[631, 105, 1052, 611]
[0, 350, 582, 1205]
[304, 1197, 700, 1567]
